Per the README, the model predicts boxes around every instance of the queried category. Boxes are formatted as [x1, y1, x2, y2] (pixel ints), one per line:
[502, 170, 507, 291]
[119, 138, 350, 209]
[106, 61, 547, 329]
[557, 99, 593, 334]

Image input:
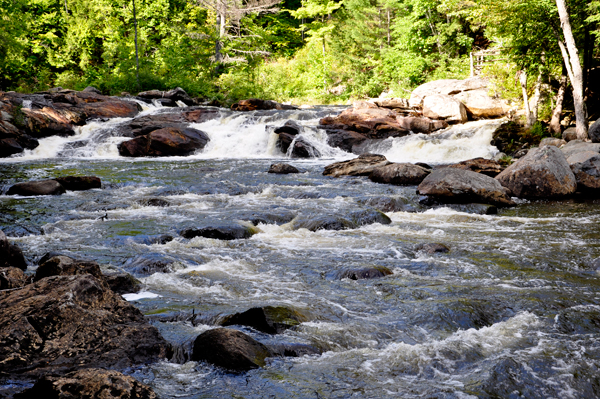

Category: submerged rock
[347, 209, 392, 227]
[268, 163, 300, 174]
[0, 274, 168, 377]
[418, 168, 514, 207]
[323, 154, 391, 177]
[336, 266, 393, 280]
[415, 243, 450, 254]
[292, 209, 390, 231]
[243, 209, 296, 226]
[15, 368, 157, 399]
[7, 179, 66, 196]
[118, 127, 209, 157]
[191, 328, 273, 372]
[0, 267, 28, 290]
[138, 197, 171, 207]
[369, 163, 431, 185]
[495, 146, 577, 199]
[221, 306, 308, 334]
[269, 343, 322, 358]
[181, 222, 257, 240]
[123, 254, 176, 276]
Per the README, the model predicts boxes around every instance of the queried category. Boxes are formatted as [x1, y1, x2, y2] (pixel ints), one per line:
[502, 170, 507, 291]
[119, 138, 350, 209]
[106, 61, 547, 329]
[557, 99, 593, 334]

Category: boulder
[268, 163, 300, 174]
[348, 209, 392, 227]
[83, 86, 102, 94]
[336, 266, 392, 280]
[590, 120, 600, 143]
[7, 179, 66, 196]
[114, 109, 219, 138]
[323, 154, 391, 177]
[539, 137, 566, 148]
[325, 129, 369, 153]
[409, 77, 488, 108]
[191, 328, 273, 372]
[137, 87, 195, 106]
[0, 267, 28, 290]
[276, 133, 320, 158]
[453, 89, 508, 119]
[0, 274, 168, 377]
[563, 127, 578, 142]
[319, 106, 410, 139]
[567, 151, 600, 192]
[139, 197, 170, 207]
[369, 163, 431, 185]
[15, 368, 157, 399]
[560, 140, 600, 159]
[417, 168, 515, 207]
[242, 209, 296, 226]
[0, 230, 27, 270]
[415, 243, 450, 254]
[34, 255, 103, 282]
[274, 120, 302, 136]
[357, 196, 416, 213]
[495, 146, 577, 199]
[104, 272, 142, 295]
[395, 116, 448, 134]
[291, 209, 391, 231]
[422, 94, 468, 124]
[118, 127, 209, 157]
[372, 98, 411, 110]
[231, 98, 297, 111]
[221, 306, 307, 334]
[54, 176, 101, 190]
[181, 222, 257, 240]
[446, 158, 504, 177]
[123, 254, 176, 276]
[269, 343, 321, 358]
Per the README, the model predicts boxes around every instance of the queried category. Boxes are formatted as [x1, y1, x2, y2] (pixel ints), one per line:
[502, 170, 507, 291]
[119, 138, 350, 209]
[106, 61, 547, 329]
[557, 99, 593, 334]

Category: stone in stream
[273, 119, 303, 136]
[181, 222, 258, 240]
[336, 266, 393, 280]
[276, 133, 321, 158]
[137, 87, 196, 106]
[415, 243, 450, 254]
[118, 127, 209, 157]
[104, 272, 142, 295]
[347, 209, 392, 227]
[292, 209, 391, 232]
[446, 157, 504, 177]
[325, 129, 369, 153]
[0, 267, 28, 290]
[123, 253, 176, 276]
[6, 179, 66, 196]
[231, 98, 297, 111]
[268, 163, 300, 174]
[395, 116, 448, 133]
[242, 209, 296, 226]
[191, 328, 273, 372]
[418, 168, 514, 207]
[357, 196, 417, 213]
[221, 306, 308, 334]
[268, 343, 322, 358]
[0, 274, 169, 377]
[0, 230, 28, 270]
[323, 153, 391, 177]
[495, 146, 577, 199]
[34, 255, 103, 282]
[139, 197, 171, 207]
[14, 368, 157, 399]
[369, 163, 431, 185]
[567, 151, 600, 192]
[54, 175, 101, 190]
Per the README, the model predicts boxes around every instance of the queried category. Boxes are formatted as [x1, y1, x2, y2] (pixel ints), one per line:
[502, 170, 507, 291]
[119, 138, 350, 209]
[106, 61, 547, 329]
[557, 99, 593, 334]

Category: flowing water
[2, 103, 600, 398]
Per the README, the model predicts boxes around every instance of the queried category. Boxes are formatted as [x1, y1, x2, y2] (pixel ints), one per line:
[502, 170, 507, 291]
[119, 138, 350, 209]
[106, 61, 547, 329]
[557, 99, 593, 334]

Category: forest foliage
[0, 0, 598, 113]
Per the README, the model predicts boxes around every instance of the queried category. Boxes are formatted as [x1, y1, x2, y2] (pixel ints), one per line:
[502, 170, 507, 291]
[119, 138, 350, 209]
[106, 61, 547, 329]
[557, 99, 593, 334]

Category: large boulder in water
[221, 306, 308, 334]
[54, 176, 101, 190]
[118, 127, 209, 157]
[369, 163, 430, 185]
[291, 209, 391, 231]
[191, 328, 273, 372]
[137, 87, 195, 106]
[336, 266, 392, 280]
[495, 146, 577, 199]
[7, 179, 66, 196]
[277, 133, 320, 158]
[0, 274, 169, 377]
[181, 222, 257, 240]
[319, 104, 410, 140]
[422, 94, 468, 124]
[15, 368, 157, 399]
[567, 151, 600, 192]
[268, 163, 300, 174]
[323, 154, 391, 177]
[417, 168, 514, 207]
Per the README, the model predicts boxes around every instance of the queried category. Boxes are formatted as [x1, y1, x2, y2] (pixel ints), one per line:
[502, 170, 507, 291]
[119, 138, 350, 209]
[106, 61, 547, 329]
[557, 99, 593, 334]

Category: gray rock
[369, 163, 430, 185]
[323, 154, 391, 177]
[268, 163, 300, 174]
[181, 222, 257, 240]
[560, 140, 600, 159]
[423, 94, 468, 124]
[590, 120, 600, 143]
[7, 179, 66, 196]
[568, 152, 600, 192]
[495, 146, 577, 199]
[336, 266, 393, 280]
[539, 137, 566, 148]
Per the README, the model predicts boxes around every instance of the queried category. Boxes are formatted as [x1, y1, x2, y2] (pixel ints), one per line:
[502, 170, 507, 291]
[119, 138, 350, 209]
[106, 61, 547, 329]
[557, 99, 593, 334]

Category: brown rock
[268, 163, 300, 174]
[54, 176, 101, 191]
[417, 168, 514, 207]
[231, 98, 296, 111]
[323, 154, 391, 177]
[373, 98, 410, 109]
[325, 129, 368, 153]
[319, 106, 410, 139]
[15, 368, 157, 399]
[0, 267, 28, 290]
[395, 116, 448, 133]
[369, 163, 430, 185]
[118, 127, 209, 157]
[0, 274, 168, 377]
[221, 306, 308, 334]
[7, 179, 66, 196]
[495, 146, 577, 199]
[336, 266, 393, 280]
[446, 158, 504, 177]
[34, 255, 103, 282]
[0, 230, 27, 270]
[562, 127, 578, 142]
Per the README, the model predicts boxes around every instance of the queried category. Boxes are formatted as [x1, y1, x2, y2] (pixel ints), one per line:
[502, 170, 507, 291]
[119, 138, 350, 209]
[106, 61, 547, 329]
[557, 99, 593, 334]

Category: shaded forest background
[0, 0, 598, 114]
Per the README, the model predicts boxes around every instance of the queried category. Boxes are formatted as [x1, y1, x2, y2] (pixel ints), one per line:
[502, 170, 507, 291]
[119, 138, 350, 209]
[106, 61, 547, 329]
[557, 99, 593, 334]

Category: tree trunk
[556, 0, 588, 140]
[519, 70, 533, 127]
[529, 71, 543, 125]
[133, 0, 140, 89]
[550, 70, 567, 135]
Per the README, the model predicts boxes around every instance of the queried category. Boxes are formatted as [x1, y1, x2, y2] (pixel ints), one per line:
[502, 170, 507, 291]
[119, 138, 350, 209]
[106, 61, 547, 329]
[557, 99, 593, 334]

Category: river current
[2, 103, 600, 398]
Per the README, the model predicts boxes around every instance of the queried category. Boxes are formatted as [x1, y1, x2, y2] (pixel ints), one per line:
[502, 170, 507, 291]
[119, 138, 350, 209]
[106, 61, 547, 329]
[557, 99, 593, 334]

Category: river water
[2, 103, 600, 398]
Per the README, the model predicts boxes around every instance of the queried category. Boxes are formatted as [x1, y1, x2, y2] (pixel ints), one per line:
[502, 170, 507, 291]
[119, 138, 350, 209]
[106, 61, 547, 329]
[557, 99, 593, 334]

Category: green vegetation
[0, 0, 598, 124]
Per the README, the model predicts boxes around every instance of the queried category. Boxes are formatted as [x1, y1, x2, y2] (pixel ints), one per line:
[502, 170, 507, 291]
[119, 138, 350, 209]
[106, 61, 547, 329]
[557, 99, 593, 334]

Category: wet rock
[395, 116, 448, 133]
[276, 133, 320, 158]
[268, 163, 300, 174]
[336, 266, 392, 280]
[15, 368, 157, 399]
[589, 119, 600, 143]
[323, 154, 391, 177]
[292, 215, 355, 231]
[0, 274, 168, 377]
[369, 163, 431, 185]
[446, 157, 504, 177]
[54, 176, 101, 191]
[347, 208, 392, 227]
[221, 306, 308, 334]
[422, 94, 468, 124]
[34, 255, 103, 282]
[0, 267, 28, 290]
[139, 197, 170, 207]
[418, 168, 515, 207]
[118, 127, 209, 157]
[435, 203, 498, 215]
[152, 98, 178, 107]
[181, 222, 257, 240]
[7, 179, 66, 196]
[495, 146, 577, 199]
[0, 230, 27, 270]
[114, 108, 219, 138]
[269, 343, 321, 358]
[539, 137, 566, 148]
[231, 98, 297, 111]
[409, 77, 488, 108]
[325, 129, 368, 153]
[123, 254, 176, 276]
[357, 196, 416, 213]
[480, 358, 553, 399]
[319, 106, 410, 139]
[415, 243, 450, 254]
[560, 140, 600, 159]
[191, 328, 273, 372]
[274, 120, 302, 135]
[567, 151, 600, 192]
[104, 272, 142, 295]
[243, 209, 296, 226]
